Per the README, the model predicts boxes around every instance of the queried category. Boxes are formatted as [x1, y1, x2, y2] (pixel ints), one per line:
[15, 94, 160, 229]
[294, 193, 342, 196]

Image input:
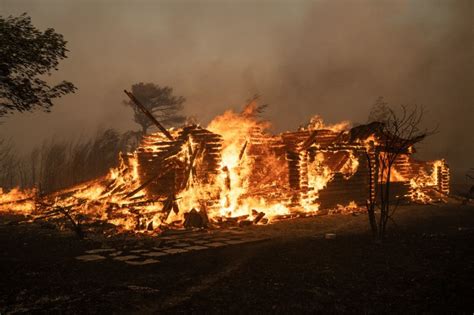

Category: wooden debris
[253, 211, 265, 224]
[183, 208, 206, 228]
[239, 141, 248, 161]
[239, 220, 253, 227]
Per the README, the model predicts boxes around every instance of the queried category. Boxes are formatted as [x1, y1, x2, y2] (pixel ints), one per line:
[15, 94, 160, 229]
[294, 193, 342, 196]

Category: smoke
[267, 0, 474, 179]
[0, 0, 472, 181]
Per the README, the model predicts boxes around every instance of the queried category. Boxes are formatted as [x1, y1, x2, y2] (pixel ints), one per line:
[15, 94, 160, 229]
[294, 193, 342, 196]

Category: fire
[0, 100, 449, 234]
[301, 115, 351, 133]
[0, 187, 36, 214]
[409, 160, 448, 203]
[208, 108, 264, 217]
[178, 100, 291, 221]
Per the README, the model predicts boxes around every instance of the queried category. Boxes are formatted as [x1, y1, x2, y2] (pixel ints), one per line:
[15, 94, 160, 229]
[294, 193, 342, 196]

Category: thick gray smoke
[1, 0, 472, 181]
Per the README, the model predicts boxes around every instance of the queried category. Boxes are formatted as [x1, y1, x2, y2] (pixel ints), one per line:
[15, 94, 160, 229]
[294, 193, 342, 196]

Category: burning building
[0, 96, 450, 233]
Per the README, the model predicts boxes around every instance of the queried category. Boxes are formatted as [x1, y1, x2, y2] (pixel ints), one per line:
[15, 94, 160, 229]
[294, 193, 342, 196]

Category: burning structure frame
[0, 94, 450, 234]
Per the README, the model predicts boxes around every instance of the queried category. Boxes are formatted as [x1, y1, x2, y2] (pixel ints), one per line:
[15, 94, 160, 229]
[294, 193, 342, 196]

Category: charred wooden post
[286, 150, 302, 206]
[238, 141, 248, 161]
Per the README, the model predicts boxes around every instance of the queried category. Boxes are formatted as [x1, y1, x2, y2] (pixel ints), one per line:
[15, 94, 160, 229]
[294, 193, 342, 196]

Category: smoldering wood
[238, 141, 248, 161]
[253, 211, 265, 224]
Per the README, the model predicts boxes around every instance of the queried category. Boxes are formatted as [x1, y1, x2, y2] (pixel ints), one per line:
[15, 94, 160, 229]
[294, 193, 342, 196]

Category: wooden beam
[124, 89, 174, 140]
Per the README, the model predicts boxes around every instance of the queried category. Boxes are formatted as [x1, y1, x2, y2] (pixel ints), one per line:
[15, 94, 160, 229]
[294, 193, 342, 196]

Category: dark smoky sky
[0, 0, 473, 177]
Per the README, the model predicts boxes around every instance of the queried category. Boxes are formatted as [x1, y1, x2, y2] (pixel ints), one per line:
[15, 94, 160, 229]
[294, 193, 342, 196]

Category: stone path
[75, 228, 269, 265]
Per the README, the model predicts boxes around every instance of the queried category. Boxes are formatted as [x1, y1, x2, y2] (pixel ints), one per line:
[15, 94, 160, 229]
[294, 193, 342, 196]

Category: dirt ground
[1, 203, 473, 314]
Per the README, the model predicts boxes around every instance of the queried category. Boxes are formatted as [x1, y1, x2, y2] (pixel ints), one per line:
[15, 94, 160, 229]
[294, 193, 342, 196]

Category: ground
[1, 203, 473, 313]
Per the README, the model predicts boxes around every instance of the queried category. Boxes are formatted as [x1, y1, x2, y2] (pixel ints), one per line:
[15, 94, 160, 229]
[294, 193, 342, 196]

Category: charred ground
[1, 203, 473, 313]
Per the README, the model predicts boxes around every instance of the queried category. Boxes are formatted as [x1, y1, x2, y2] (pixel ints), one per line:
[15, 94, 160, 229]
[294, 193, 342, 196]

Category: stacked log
[136, 126, 223, 199]
[405, 157, 450, 200]
[281, 131, 310, 206]
[281, 129, 371, 209]
[245, 126, 291, 204]
[437, 160, 450, 195]
[392, 154, 412, 179]
[136, 133, 185, 198]
[316, 149, 370, 209]
[181, 125, 223, 184]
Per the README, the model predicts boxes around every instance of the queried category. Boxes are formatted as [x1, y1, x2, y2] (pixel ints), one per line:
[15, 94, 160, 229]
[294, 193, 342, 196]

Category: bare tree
[365, 97, 435, 240]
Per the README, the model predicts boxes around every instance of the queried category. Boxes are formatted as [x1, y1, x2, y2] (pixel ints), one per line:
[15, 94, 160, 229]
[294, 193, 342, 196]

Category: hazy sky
[0, 0, 473, 177]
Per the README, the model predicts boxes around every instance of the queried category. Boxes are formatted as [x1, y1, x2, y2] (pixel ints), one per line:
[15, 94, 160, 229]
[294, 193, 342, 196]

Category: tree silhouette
[365, 97, 435, 240]
[124, 82, 186, 134]
[0, 13, 76, 118]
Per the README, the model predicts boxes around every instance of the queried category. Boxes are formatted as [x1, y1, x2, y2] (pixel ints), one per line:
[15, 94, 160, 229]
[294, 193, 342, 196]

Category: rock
[125, 259, 159, 265]
[162, 248, 189, 254]
[186, 245, 208, 251]
[85, 248, 115, 254]
[143, 251, 168, 257]
[325, 233, 337, 240]
[113, 255, 140, 261]
[205, 242, 227, 248]
[109, 251, 123, 257]
[75, 254, 106, 261]
[130, 249, 149, 253]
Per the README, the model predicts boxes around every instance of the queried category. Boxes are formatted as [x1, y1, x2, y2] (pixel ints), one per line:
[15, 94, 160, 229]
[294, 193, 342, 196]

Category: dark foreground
[1, 204, 473, 314]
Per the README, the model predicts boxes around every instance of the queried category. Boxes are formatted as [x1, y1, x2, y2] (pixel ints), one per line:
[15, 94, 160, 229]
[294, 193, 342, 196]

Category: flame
[409, 160, 446, 203]
[0, 102, 448, 233]
[302, 115, 351, 132]
[0, 187, 36, 214]
[184, 105, 291, 221]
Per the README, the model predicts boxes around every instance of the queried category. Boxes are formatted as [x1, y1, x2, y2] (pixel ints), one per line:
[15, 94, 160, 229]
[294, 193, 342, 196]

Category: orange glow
[0, 104, 449, 232]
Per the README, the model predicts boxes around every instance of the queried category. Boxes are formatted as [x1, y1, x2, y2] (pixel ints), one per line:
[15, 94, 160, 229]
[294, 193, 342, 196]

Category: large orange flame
[0, 105, 447, 233]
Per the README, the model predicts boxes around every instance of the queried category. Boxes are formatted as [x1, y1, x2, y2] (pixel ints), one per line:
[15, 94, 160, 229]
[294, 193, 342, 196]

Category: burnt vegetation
[0, 129, 137, 193]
